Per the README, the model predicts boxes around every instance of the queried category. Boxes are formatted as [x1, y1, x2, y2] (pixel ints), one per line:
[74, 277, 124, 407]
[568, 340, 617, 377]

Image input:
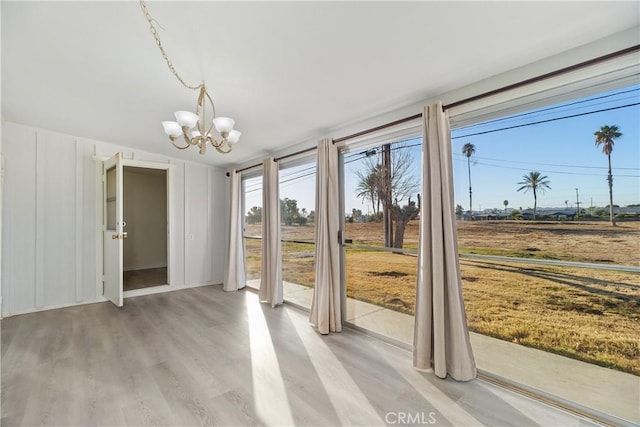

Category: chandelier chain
[139, 0, 202, 91]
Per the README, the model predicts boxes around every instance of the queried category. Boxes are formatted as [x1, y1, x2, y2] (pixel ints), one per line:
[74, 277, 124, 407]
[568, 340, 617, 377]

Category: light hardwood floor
[2, 285, 599, 426]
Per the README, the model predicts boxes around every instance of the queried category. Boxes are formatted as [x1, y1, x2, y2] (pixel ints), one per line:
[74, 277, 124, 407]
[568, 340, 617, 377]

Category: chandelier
[140, 0, 240, 155]
[161, 85, 241, 154]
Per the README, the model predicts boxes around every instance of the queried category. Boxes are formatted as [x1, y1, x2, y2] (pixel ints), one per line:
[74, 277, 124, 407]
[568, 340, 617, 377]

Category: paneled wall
[1, 121, 227, 316]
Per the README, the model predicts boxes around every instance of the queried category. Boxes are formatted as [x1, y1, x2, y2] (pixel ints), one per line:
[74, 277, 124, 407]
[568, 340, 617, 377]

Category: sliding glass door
[339, 135, 422, 343]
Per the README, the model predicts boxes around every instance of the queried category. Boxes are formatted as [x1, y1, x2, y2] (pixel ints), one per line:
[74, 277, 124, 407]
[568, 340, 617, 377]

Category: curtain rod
[332, 114, 422, 144]
[227, 44, 638, 175]
[227, 145, 318, 176]
[332, 44, 639, 144]
[442, 44, 639, 110]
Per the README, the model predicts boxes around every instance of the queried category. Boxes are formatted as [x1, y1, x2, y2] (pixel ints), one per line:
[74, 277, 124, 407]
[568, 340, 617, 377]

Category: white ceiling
[2, 1, 639, 168]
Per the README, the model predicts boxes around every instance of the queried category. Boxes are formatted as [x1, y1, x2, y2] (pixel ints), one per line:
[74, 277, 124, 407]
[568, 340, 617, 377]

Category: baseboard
[2, 297, 108, 318]
[3, 283, 222, 317]
[124, 281, 221, 298]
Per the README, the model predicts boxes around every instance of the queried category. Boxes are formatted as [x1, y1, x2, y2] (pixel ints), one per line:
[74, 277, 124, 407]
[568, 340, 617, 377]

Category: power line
[468, 95, 640, 130]
[245, 96, 640, 194]
[468, 160, 640, 178]
[452, 153, 639, 171]
[452, 102, 640, 139]
[460, 87, 640, 130]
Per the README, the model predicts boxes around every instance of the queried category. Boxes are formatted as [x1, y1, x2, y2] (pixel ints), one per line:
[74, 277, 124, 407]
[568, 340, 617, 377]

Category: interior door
[103, 152, 124, 307]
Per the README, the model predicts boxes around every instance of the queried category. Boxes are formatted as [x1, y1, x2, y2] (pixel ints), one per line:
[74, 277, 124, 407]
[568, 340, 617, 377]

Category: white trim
[96, 154, 175, 302]
[0, 151, 3, 317]
[183, 164, 189, 285]
[35, 132, 45, 309]
[93, 155, 177, 171]
[447, 50, 639, 129]
[168, 160, 175, 287]
[336, 121, 422, 154]
[277, 150, 317, 171]
[207, 167, 213, 282]
[94, 148, 103, 299]
[75, 140, 83, 303]
[123, 281, 220, 298]
[4, 296, 108, 318]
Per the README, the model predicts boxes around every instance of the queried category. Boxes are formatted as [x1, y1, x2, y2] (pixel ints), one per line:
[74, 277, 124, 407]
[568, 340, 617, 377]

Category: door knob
[123, 232, 128, 239]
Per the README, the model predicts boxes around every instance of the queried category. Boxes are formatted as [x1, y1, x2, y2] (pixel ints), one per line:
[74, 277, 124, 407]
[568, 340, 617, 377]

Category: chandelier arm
[212, 141, 232, 154]
[197, 87, 216, 137]
[197, 86, 206, 136]
[203, 89, 217, 119]
[169, 137, 191, 150]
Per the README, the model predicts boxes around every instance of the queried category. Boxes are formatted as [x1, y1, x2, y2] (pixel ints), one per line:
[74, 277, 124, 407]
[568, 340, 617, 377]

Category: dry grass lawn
[245, 220, 640, 375]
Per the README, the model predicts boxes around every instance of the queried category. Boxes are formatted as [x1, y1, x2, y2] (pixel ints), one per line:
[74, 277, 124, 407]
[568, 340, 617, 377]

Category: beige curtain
[223, 169, 246, 292]
[414, 103, 476, 381]
[259, 158, 283, 307]
[309, 138, 342, 334]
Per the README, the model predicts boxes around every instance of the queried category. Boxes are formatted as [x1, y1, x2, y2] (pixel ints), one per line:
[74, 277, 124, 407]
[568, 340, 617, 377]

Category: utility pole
[575, 188, 580, 218]
[382, 144, 393, 247]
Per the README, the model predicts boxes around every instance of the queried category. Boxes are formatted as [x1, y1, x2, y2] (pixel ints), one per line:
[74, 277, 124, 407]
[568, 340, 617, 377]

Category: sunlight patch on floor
[246, 294, 295, 426]
[286, 309, 385, 426]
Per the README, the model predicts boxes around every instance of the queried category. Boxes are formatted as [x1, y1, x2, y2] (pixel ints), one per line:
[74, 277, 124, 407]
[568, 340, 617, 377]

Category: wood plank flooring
[1, 285, 600, 426]
[123, 267, 168, 291]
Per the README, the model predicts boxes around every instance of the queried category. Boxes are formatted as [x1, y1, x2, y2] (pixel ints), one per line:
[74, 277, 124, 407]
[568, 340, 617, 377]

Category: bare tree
[355, 144, 420, 248]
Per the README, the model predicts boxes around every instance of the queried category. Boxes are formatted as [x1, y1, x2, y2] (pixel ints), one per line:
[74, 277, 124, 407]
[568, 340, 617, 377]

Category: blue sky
[245, 84, 639, 215]
[451, 84, 639, 212]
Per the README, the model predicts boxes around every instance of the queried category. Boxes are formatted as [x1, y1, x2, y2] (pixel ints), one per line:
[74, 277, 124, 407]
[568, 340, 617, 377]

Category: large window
[242, 174, 262, 289]
[341, 136, 421, 340]
[451, 83, 639, 421]
[240, 159, 317, 304]
[333, 83, 638, 422]
[279, 159, 316, 308]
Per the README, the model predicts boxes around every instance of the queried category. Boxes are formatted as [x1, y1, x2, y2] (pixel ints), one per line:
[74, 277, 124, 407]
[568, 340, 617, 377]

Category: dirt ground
[455, 220, 640, 267]
[249, 219, 639, 266]
[244, 219, 639, 374]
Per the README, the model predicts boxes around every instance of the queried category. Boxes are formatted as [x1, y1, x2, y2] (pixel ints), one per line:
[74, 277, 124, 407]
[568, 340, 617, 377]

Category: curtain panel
[259, 158, 283, 307]
[223, 169, 246, 292]
[413, 102, 476, 381]
[309, 138, 342, 334]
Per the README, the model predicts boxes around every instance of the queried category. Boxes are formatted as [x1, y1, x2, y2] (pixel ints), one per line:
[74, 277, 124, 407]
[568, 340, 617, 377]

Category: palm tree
[517, 171, 551, 220]
[355, 166, 382, 217]
[461, 143, 475, 219]
[594, 125, 622, 226]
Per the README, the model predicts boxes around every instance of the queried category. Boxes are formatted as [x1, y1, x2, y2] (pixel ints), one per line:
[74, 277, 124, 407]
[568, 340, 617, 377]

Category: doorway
[122, 166, 168, 291]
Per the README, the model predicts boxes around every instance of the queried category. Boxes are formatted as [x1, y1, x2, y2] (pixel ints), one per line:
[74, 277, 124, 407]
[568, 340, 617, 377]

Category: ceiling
[2, 1, 639, 168]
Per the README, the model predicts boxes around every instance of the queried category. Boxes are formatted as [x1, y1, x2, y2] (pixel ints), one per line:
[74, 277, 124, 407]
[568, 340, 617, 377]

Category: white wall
[123, 168, 167, 271]
[1, 121, 227, 316]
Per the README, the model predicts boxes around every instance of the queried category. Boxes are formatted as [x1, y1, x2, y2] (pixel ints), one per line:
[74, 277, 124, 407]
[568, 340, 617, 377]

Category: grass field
[244, 220, 640, 375]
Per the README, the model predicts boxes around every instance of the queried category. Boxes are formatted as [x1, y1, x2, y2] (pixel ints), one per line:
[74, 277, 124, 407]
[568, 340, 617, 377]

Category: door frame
[103, 152, 124, 306]
[95, 155, 175, 301]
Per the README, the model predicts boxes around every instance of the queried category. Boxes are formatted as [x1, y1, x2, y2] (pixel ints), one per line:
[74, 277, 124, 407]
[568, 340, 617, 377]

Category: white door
[103, 152, 124, 307]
